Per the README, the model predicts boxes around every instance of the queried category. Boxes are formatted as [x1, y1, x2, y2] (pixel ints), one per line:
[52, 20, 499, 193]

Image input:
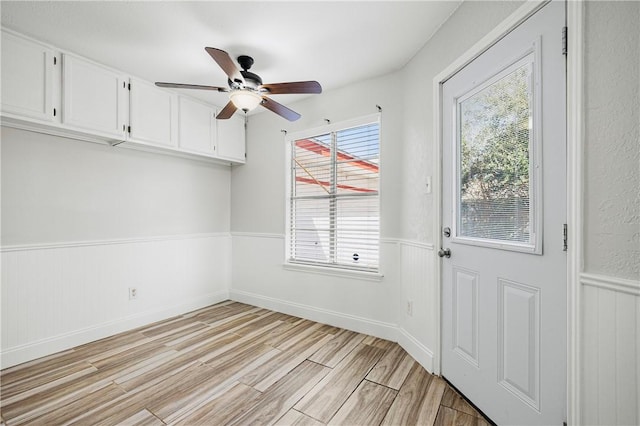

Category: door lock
[438, 248, 451, 258]
[443, 227, 451, 238]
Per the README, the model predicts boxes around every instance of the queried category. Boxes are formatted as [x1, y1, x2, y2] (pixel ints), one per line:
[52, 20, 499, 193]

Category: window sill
[282, 262, 384, 282]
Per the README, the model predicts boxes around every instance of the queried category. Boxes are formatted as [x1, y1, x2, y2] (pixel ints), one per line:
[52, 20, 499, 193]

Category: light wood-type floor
[1, 301, 492, 425]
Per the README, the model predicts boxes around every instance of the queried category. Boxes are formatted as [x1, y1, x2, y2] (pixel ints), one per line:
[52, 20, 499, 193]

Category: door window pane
[458, 63, 533, 244]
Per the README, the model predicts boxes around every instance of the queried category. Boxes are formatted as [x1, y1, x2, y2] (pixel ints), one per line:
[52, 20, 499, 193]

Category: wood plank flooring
[1, 301, 491, 425]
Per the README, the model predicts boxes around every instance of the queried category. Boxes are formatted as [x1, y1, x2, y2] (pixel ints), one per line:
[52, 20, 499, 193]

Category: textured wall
[580, 2, 640, 424]
[584, 1, 640, 281]
[400, 1, 523, 244]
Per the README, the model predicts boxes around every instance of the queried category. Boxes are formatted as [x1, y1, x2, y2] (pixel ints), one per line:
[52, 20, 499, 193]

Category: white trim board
[1, 291, 229, 369]
[229, 289, 398, 341]
[229, 289, 436, 374]
[1, 232, 231, 252]
[397, 328, 436, 373]
[580, 273, 640, 297]
[230, 232, 285, 240]
[566, 2, 585, 424]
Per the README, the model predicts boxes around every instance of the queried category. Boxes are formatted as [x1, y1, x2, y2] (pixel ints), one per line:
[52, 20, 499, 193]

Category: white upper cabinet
[2, 29, 246, 165]
[62, 54, 127, 139]
[128, 78, 178, 148]
[217, 114, 246, 163]
[178, 96, 216, 156]
[1, 30, 55, 122]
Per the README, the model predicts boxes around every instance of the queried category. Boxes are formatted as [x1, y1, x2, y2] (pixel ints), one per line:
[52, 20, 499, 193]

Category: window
[455, 53, 540, 253]
[286, 115, 380, 272]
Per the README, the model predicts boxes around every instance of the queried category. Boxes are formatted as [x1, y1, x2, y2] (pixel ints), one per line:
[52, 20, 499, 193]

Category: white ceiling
[1, 1, 461, 108]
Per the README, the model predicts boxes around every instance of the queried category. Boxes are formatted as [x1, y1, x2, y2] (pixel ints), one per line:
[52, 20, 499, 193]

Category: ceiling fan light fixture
[229, 90, 262, 112]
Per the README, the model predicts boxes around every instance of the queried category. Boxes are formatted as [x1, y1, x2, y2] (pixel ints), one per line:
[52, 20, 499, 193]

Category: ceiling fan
[156, 47, 322, 122]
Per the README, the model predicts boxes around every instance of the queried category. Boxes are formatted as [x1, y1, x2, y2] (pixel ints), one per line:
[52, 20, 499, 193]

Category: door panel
[452, 267, 479, 367]
[497, 279, 540, 409]
[441, 2, 566, 424]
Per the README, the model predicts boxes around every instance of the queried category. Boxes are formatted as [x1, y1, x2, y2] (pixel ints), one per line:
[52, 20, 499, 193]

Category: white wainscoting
[580, 272, 640, 425]
[396, 240, 437, 373]
[230, 233, 438, 373]
[1, 233, 231, 368]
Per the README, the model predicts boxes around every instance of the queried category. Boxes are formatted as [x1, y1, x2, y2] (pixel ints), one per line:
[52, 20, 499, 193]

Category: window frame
[451, 49, 543, 255]
[284, 113, 382, 277]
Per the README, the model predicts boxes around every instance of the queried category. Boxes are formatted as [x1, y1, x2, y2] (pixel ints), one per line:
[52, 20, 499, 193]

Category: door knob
[438, 248, 451, 258]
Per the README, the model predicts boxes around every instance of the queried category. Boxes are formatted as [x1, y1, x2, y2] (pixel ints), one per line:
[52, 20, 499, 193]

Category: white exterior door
[441, 2, 566, 425]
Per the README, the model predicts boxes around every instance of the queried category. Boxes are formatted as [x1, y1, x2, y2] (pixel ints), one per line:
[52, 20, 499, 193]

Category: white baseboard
[229, 289, 436, 375]
[230, 289, 398, 342]
[1, 291, 228, 369]
[397, 327, 435, 374]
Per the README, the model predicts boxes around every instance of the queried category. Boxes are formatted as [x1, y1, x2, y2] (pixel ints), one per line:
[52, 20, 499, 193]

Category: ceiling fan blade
[205, 47, 244, 84]
[260, 96, 301, 122]
[260, 81, 322, 95]
[155, 82, 227, 91]
[216, 101, 237, 120]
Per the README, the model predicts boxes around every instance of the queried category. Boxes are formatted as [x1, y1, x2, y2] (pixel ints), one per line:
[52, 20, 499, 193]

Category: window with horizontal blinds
[288, 119, 380, 272]
[457, 57, 536, 249]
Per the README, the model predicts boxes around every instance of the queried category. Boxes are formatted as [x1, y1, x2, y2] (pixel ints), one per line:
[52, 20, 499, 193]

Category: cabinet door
[178, 97, 216, 155]
[62, 54, 127, 138]
[217, 114, 246, 163]
[1, 30, 55, 122]
[129, 78, 178, 147]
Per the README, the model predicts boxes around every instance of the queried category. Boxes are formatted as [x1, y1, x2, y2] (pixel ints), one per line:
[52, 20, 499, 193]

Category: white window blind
[288, 119, 380, 272]
[458, 61, 535, 247]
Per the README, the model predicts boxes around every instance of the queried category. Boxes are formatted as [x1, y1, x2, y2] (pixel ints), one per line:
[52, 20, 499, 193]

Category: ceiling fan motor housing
[237, 55, 254, 70]
[229, 55, 262, 89]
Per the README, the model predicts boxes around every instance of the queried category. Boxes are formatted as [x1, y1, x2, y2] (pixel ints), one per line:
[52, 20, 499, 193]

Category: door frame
[431, 1, 584, 424]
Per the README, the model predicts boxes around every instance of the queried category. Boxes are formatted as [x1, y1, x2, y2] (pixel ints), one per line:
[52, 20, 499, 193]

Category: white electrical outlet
[406, 300, 413, 316]
[129, 287, 138, 300]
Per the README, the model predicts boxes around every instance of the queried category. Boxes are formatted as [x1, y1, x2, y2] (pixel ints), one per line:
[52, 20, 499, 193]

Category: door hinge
[127, 126, 131, 134]
[53, 108, 56, 117]
[563, 223, 568, 251]
[127, 83, 131, 91]
[53, 56, 57, 65]
[562, 26, 568, 56]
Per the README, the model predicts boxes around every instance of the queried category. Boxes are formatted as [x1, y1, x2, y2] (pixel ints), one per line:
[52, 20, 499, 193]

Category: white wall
[1, 127, 232, 367]
[580, 2, 640, 424]
[397, 0, 523, 363]
[230, 1, 523, 372]
[230, 72, 406, 350]
[2, 127, 230, 245]
[583, 1, 639, 281]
